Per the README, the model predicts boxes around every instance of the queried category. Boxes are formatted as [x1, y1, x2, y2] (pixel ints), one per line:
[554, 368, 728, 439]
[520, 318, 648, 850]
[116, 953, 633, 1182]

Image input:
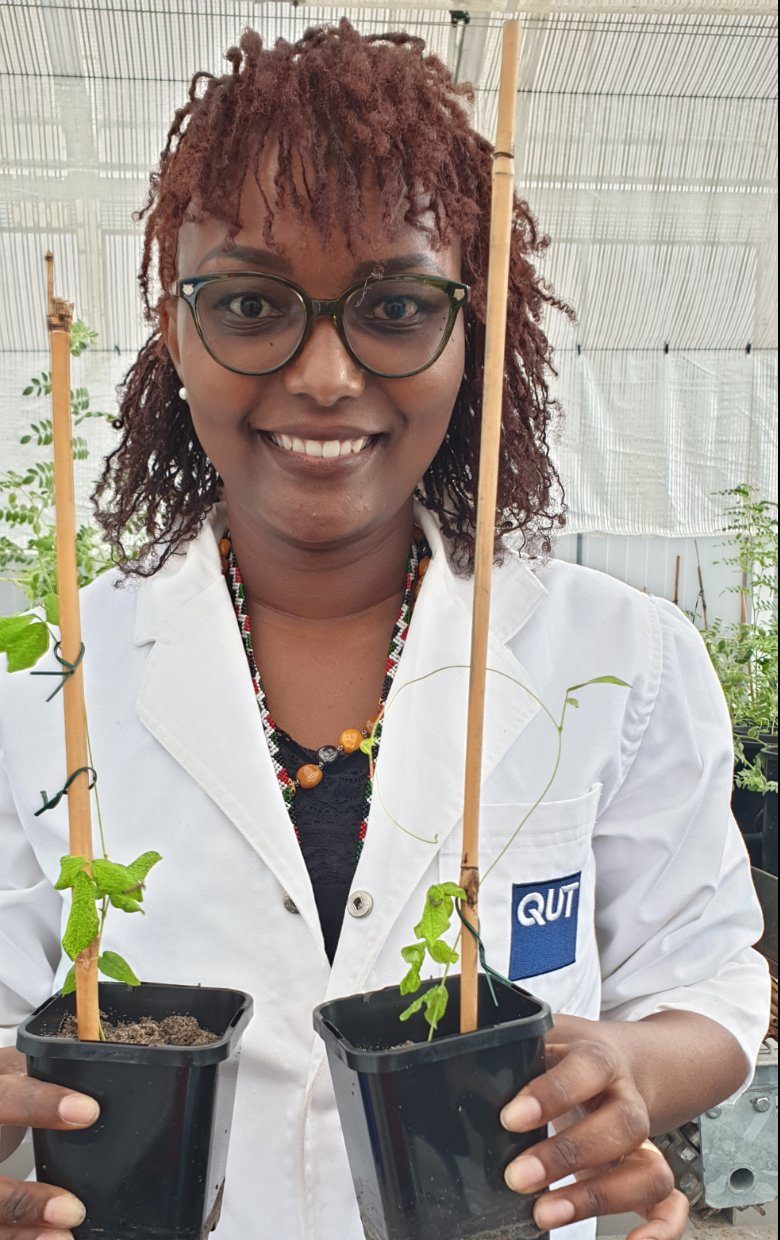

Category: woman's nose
[282, 317, 366, 406]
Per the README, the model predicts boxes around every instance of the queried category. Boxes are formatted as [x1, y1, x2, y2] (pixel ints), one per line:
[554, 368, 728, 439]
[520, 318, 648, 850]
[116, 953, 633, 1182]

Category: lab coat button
[282, 893, 300, 914]
[347, 890, 373, 919]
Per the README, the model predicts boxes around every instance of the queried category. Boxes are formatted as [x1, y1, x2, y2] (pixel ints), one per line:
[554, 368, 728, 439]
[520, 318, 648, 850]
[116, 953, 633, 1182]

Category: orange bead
[296, 764, 323, 789]
[418, 556, 431, 578]
[218, 538, 232, 559]
[339, 728, 364, 754]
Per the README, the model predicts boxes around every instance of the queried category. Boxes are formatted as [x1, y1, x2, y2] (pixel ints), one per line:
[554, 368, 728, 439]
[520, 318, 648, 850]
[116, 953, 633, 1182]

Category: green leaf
[92, 859, 142, 900]
[54, 854, 89, 890]
[428, 939, 460, 965]
[0, 613, 50, 672]
[565, 697, 580, 708]
[401, 942, 426, 968]
[62, 871, 100, 961]
[126, 851, 162, 885]
[423, 981, 449, 1031]
[568, 674, 630, 692]
[400, 965, 422, 995]
[400, 942, 426, 994]
[436, 882, 467, 900]
[399, 993, 427, 1021]
[98, 951, 140, 987]
[414, 884, 461, 948]
[61, 966, 76, 996]
[109, 891, 144, 914]
[358, 737, 376, 756]
[399, 982, 449, 1032]
[43, 592, 59, 626]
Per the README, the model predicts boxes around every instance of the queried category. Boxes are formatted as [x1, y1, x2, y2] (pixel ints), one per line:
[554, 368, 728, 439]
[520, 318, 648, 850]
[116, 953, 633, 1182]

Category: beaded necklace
[224, 535, 429, 861]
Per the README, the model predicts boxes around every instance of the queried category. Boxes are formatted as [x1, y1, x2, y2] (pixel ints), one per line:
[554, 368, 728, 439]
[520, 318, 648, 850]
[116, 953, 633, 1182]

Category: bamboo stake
[46, 253, 101, 1041]
[694, 538, 709, 630]
[459, 21, 521, 1035]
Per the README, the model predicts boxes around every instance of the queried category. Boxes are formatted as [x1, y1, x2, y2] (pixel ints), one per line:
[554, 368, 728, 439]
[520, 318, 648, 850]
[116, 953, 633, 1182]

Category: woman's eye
[226, 293, 271, 319]
[372, 296, 422, 323]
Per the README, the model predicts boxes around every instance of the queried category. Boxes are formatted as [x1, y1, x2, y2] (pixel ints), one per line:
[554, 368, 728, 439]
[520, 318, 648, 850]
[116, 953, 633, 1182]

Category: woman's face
[161, 152, 465, 550]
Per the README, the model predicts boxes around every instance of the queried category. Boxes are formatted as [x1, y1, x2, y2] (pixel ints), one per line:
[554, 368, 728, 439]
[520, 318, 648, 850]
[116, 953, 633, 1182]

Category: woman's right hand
[0, 1046, 98, 1238]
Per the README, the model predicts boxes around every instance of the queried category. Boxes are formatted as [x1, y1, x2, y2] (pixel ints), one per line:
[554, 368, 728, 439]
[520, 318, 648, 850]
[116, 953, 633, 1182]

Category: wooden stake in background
[459, 20, 522, 1036]
[46, 252, 101, 1041]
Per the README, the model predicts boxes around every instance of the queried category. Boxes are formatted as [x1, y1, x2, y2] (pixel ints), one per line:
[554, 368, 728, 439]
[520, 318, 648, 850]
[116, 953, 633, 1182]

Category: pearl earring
[178, 386, 188, 401]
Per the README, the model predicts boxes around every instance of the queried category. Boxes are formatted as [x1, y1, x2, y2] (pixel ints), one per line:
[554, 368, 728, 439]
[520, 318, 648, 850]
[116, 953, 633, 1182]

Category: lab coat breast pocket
[438, 785, 602, 1015]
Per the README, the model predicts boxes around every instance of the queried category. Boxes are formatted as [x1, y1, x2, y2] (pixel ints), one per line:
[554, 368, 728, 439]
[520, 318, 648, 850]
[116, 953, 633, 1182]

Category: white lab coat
[0, 503, 770, 1240]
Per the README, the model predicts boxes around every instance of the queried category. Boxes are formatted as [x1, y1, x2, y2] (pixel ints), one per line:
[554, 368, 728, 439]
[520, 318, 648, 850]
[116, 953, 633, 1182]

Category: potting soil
[361, 1218, 543, 1240]
[57, 1011, 218, 1046]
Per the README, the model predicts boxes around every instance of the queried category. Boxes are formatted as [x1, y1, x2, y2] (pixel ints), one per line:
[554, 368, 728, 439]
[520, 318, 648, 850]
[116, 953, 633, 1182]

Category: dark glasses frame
[175, 271, 470, 379]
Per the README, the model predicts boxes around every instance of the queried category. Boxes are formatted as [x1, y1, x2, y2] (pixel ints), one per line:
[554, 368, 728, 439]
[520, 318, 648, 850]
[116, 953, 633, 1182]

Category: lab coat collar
[132, 505, 548, 994]
[134, 506, 326, 954]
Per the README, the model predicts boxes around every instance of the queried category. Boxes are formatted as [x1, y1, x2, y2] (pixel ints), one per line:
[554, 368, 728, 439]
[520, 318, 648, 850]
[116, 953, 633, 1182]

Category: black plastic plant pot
[17, 981, 253, 1240]
[314, 974, 552, 1240]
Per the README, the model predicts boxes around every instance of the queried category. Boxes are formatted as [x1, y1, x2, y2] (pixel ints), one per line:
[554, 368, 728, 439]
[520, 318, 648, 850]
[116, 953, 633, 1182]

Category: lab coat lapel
[133, 512, 324, 954]
[326, 507, 547, 1001]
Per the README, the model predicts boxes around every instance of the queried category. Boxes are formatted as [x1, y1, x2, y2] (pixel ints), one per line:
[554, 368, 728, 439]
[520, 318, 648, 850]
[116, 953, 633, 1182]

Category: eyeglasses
[175, 271, 470, 379]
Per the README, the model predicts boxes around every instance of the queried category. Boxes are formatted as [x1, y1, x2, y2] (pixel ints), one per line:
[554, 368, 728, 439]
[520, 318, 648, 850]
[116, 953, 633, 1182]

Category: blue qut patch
[509, 872, 582, 981]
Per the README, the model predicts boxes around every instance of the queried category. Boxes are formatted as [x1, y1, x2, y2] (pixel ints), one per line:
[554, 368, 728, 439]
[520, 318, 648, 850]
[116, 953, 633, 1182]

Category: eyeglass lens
[194, 275, 454, 375]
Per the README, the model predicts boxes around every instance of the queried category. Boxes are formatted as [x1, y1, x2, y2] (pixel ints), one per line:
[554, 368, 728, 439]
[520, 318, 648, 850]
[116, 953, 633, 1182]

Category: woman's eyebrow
[196, 245, 445, 279]
[197, 244, 292, 274]
[352, 253, 445, 279]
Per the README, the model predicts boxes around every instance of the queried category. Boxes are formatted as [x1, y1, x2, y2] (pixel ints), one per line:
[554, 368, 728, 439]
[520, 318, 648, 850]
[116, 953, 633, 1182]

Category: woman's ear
[158, 296, 182, 378]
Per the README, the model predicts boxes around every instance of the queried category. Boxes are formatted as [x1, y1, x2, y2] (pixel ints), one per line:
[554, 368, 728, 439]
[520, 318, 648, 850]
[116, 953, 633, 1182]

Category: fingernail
[58, 1094, 100, 1125]
[44, 1195, 86, 1227]
[535, 1197, 577, 1229]
[501, 1095, 543, 1130]
[505, 1154, 547, 1193]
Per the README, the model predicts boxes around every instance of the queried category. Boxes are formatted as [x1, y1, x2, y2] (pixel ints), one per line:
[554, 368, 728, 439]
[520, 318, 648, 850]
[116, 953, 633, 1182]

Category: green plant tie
[30, 641, 85, 702]
[456, 906, 517, 1007]
[35, 766, 97, 817]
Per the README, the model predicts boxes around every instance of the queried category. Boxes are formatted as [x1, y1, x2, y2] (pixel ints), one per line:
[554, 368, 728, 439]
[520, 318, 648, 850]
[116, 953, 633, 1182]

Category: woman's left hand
[501, 1013, 688, 1239]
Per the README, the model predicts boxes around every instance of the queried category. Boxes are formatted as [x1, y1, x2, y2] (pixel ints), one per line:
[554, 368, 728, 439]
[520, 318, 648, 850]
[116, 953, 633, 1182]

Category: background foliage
[0, 322, 118, 610]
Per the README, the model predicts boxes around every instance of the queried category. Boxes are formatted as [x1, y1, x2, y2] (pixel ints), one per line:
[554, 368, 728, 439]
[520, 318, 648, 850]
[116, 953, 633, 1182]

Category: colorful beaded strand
[225, 537, 426, 861]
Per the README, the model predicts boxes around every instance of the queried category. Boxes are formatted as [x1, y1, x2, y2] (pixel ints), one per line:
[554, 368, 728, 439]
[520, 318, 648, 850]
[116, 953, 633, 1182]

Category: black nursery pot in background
[732, 728, 779, 875]
[762, 744, 778, 876]
[17, 981, 253, 1240]
[314, 974, 552, 1240]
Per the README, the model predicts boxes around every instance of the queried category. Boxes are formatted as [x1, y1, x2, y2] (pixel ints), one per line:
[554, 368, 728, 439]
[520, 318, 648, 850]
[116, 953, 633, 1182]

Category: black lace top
[274, 727, 369, 962]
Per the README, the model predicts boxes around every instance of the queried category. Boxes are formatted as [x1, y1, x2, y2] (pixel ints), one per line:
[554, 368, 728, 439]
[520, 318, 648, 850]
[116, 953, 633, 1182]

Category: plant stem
[481, 690, 574, 883]
[86, 723, 109, 860]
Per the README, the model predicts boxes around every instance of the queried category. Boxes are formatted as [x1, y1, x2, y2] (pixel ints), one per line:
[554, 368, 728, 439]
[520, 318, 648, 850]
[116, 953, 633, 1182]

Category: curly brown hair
[94, 20, 572, 575]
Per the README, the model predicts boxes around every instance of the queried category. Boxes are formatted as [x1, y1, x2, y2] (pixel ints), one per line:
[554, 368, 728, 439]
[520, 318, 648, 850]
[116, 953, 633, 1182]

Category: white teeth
[269, 433, 372, 458]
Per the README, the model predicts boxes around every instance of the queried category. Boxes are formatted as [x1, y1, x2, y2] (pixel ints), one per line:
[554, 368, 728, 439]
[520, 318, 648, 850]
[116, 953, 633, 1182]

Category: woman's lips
[269, 431, 371, 458]
[257, 430, 382, 467]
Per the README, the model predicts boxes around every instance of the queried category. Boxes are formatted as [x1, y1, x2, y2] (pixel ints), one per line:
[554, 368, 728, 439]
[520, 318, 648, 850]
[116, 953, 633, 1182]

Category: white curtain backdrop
[0, 1, 776, 539]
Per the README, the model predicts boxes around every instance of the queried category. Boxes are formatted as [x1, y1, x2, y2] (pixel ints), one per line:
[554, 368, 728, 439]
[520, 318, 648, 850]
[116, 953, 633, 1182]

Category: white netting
[0, 2, 776, 537]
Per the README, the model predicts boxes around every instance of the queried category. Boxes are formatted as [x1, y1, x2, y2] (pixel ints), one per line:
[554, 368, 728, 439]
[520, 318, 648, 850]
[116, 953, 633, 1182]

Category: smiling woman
[93, 21, 571, 577]
[0, 17, 770, 1240]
